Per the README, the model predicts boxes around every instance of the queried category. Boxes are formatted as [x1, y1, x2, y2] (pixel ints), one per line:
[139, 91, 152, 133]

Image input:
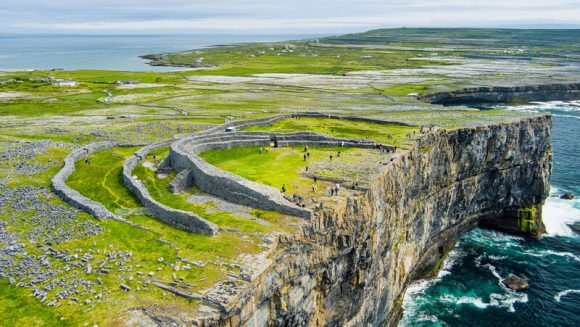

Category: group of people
[314, 201, 324, 212]
[329, 183, 340, 196]
[374, 143, 397, 154]
[292, 194, 306, 207]
[281, 186, 307, 208]
[329, 151, 341, 161]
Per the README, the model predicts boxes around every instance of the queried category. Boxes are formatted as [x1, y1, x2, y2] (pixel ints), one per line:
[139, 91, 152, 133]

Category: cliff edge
[197, 115, 551, 326]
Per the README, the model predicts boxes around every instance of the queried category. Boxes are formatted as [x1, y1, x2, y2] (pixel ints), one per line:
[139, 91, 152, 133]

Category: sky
[1, 0, 580, 34]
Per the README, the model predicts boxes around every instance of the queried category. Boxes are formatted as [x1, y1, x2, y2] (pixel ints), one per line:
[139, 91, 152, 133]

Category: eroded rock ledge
[196, 115, 551, 326]
[420, 83, 580, 105]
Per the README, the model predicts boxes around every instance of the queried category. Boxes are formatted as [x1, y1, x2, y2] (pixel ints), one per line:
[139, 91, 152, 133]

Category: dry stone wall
[120, 114, 421, 233]
[122, 140, 218, 236]
[52, 142, 120, 220]
[168, 131, 375, 218]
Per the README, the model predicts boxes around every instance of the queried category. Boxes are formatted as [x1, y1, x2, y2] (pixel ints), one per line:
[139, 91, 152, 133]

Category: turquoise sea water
[0, 34, 319, 71]
[401, 102, 580, 326]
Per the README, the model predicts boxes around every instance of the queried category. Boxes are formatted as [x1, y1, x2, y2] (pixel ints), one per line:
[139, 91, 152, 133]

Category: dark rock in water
[560, 192, 575, 200]
[502, 276, 529, 291]
[569, 222, 580, 235]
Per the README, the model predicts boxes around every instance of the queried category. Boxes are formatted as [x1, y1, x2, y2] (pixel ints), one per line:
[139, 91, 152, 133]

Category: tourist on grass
[282, 184, 286, 193]
[259, 148, 263, 154]
[304, 153, 307, 161]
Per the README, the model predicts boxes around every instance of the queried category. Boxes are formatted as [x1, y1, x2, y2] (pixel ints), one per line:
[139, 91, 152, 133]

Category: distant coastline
[0, 34, 322, 72]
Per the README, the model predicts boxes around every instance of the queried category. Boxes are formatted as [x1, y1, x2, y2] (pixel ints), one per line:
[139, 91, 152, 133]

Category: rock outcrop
[196, 115, 551, 326]
[560, 192, 575, 200]
[502, 276, 529, 291]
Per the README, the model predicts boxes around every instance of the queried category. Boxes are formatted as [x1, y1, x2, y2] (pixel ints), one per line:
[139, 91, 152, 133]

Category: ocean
[400, 102, 580, 327]
[0, 34, 320, 72]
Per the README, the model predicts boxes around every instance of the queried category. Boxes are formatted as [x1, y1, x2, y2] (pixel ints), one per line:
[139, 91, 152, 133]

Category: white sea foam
[520, 249, 580, 261]
[440, 291, 528, 312]
[554, 289, 580, 302]
[399, 246, 462, 326]
[542, 191, 580, 237]
[501, 101, 580, 114]
[480, 263, 503, 282]
[541, 250, 580, 261]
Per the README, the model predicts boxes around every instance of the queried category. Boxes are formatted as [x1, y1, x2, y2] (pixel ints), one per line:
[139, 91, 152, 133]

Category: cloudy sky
[2, 0, 580, 34]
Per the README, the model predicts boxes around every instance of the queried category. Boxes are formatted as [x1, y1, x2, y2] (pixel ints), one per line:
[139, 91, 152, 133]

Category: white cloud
[2, 0, 580, 33]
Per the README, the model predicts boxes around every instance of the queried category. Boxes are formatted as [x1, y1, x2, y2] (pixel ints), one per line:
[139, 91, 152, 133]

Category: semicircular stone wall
[167, 131, 375, 218]
[121, 113, 412, 233]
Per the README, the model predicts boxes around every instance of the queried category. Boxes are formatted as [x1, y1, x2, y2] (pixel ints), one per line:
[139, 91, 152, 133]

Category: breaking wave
[554, 289, 580, 302]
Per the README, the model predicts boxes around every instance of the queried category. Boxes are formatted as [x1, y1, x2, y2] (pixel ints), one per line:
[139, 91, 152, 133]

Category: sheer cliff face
[420, 84, 580, 105]
[215, 116, 552, 327]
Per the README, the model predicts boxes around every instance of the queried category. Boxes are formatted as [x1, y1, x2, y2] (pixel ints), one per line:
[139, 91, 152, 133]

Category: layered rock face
[205, 116, 552, 327]
[420, 83, 580, 105]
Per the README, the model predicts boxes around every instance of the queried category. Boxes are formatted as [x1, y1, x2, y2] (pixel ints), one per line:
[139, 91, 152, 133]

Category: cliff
[188, 115, 552, 327]
[420, 83, 580, 105]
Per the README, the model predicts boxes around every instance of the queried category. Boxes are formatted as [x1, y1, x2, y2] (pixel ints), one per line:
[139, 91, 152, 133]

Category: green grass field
[242, 117, 420, 149]
[200, 145, 376, 197]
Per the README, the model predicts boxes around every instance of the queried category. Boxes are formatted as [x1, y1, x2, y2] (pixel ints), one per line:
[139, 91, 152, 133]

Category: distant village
[0, 76, 140, 87]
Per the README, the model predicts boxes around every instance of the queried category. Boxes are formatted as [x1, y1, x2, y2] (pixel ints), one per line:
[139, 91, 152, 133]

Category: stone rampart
[51, 142, 119, 220]
[167, 131, 376, 218]
[122, 140, 218, 236]
[121, 114, 413, 231]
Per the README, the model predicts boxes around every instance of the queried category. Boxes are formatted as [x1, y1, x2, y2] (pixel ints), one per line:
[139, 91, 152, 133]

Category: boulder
[502, 276, 529, 291]
[560, 192, 575, 200]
